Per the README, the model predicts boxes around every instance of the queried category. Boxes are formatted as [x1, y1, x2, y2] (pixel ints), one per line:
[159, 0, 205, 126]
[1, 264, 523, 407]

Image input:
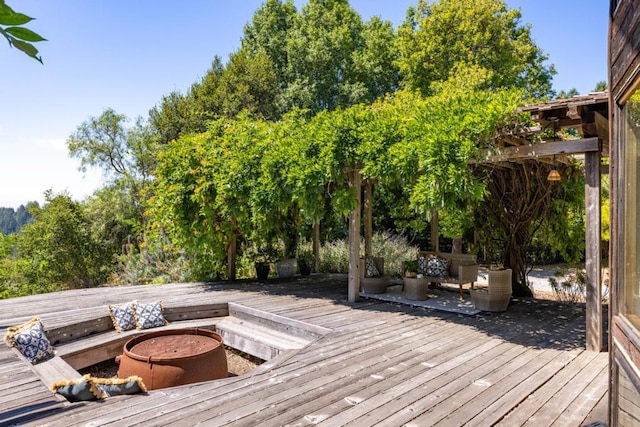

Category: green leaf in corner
[0, 3, 33, 26]
[4, 26, 46, 42]
[10, 38, 42, 63]
[0, 13, 33, 26]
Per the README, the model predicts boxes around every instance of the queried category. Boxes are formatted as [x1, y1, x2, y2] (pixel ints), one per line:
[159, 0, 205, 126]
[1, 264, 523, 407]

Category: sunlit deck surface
[0, 275, 608, 426]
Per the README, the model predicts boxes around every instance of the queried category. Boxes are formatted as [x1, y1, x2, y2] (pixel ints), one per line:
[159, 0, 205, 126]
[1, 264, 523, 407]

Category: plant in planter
[404, 260, 419, 278]
[253, 243, 278, 280]
[297, 248, 313, 276]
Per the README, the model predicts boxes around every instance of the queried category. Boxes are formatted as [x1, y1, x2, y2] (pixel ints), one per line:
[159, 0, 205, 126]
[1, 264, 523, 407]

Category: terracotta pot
[117, 328, 228, 390]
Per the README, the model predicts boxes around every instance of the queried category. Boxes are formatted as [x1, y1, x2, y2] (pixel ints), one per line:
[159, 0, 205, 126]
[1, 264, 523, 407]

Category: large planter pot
[298, 259, 312, 276]
[403, 277, 429, 301]
[276, 258, 297, 277]
[471, 268, 512, 312]
[360, 276, 390, 294]
[255, 262, 270, 280]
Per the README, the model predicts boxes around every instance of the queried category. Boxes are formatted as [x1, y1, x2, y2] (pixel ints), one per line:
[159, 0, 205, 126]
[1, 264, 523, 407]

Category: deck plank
[498, 350, 602, 426]
[551, 362, 609, 426]
[0, 275, 609, 427]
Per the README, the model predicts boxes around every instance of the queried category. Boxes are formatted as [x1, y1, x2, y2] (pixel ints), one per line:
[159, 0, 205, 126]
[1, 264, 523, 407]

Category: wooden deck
[0, 275, 608, 426]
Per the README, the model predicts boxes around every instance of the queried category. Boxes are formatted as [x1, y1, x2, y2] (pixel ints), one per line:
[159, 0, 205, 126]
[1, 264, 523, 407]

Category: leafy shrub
[549, 269, 586, 304]
[111, 243, 193, 285]
[319, 231, 419, 277]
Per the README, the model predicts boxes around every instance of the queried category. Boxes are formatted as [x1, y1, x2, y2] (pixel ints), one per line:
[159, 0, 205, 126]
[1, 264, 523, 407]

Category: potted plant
[297, 248, 313, 276]
[404, 260, 419, 278]
[402, 259, 428, 300]
[254, 242, 277, 280]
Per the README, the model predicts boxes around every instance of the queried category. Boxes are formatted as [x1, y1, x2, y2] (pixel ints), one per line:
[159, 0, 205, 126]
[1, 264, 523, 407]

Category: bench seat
[7, 301, 331, 401]
[418, 252, 479, 299]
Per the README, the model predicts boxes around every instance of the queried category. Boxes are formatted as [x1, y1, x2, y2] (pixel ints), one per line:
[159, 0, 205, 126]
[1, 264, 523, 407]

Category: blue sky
[0, 0, 609, 209]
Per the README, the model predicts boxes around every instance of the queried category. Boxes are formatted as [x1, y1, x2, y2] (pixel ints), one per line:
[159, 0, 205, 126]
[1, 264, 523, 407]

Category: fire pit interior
[117, 328, 228, 390]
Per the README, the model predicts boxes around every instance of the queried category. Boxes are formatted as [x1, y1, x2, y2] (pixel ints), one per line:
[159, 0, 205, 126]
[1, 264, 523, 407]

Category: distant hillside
[0, 204, 35, 234]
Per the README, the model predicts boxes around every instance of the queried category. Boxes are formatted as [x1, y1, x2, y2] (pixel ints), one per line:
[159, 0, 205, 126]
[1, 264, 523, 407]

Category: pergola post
[364, 179, 373, 257]
[431, 210, 439, 252]
[313, 221, 320, 273]
[227, 234, 237, 281]
[585, 149, 603, 351]
[348, 169, 362, 302]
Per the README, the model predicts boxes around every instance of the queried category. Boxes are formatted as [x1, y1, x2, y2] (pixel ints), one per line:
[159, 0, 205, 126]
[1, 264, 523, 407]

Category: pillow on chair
[426, 256, 449, 278]
[364, 257, 381, 277]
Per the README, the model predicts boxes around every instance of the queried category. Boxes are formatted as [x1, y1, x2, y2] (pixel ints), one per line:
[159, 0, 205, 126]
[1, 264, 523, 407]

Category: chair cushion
[364, 257, 381, 278]
[426, 256, 449, 278]
[417, 256, 428, 274]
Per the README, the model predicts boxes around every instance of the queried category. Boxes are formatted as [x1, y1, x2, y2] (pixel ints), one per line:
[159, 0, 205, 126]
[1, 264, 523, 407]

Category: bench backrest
[418, 252, 477, 279]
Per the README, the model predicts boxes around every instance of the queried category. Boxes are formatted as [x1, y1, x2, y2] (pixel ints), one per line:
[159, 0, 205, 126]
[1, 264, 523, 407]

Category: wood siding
[610, 0, 640, 425]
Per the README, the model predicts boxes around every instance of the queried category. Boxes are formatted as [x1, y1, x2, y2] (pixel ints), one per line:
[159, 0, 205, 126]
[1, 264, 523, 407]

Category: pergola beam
[471, 137, 601, 164]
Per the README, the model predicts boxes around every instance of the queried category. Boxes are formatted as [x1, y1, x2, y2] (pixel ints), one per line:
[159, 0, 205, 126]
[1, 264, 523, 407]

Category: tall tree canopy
[283, 0, 366, 113]
[396, 0, 555, 99]
[242, 0, 297, 89]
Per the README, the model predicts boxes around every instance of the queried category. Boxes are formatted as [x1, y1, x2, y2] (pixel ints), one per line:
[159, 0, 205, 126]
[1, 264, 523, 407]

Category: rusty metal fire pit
[117, 328, 228, 390]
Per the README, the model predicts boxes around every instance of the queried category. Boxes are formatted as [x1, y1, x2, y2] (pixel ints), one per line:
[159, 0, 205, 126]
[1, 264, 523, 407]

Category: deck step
[215, 316, 311, 360]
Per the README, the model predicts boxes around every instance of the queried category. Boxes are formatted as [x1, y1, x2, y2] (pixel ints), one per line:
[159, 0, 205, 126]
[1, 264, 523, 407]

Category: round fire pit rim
[122, 327, 224, 364]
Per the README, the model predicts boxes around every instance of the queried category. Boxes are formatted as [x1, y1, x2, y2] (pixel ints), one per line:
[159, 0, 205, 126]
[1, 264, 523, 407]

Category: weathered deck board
[0, 275, 609, 426]
[551, 363, 609, 426]
[498, 350, 602, 426]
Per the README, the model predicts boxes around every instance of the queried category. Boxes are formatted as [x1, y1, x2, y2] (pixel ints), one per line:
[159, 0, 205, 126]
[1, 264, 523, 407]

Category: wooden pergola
[347, 91, 609, 352]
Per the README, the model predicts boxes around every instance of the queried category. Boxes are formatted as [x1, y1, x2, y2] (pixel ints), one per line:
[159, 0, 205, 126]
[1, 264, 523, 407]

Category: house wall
[609, 0, 640, 425]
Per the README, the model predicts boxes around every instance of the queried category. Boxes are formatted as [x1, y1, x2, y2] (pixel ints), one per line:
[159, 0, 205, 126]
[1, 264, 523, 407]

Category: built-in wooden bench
[8, 301, 331, 398]
[216, 303, 331, 360]
[418, 252, 479, 299]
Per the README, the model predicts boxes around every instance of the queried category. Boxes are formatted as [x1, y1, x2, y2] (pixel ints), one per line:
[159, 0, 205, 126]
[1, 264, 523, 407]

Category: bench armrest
[457, 264, 478, 283]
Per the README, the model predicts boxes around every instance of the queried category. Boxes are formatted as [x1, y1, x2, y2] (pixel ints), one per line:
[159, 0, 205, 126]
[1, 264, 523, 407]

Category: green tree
[216, 50, 280, 120]
[593, 80, 608, 92]
[149, 116, 270, 279]
[283, 0, 366, 113]
[556, 88, 579, 99]
[0, 208, 17, 234]
[396, 0, 555, 99]
[0, 204, 35, 234]
[0, 1, 46, 63]
[149, 58, 225, 145]
[242, 0, 297, 88]
[84, 184, 141, 258]
[352, 16, 401, 102]
[17, 191, 110, 292]
[67, 108, 156, 228]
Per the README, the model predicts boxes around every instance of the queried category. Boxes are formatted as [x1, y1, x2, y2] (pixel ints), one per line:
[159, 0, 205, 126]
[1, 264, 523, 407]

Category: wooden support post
[364, 179, 373, 257]
[431, 210, 439, 252]
[313, 221, 320, 273]
[348, 169, 362, 302]
[227, 234, 237, 281]
[585, 150, 603, 351]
